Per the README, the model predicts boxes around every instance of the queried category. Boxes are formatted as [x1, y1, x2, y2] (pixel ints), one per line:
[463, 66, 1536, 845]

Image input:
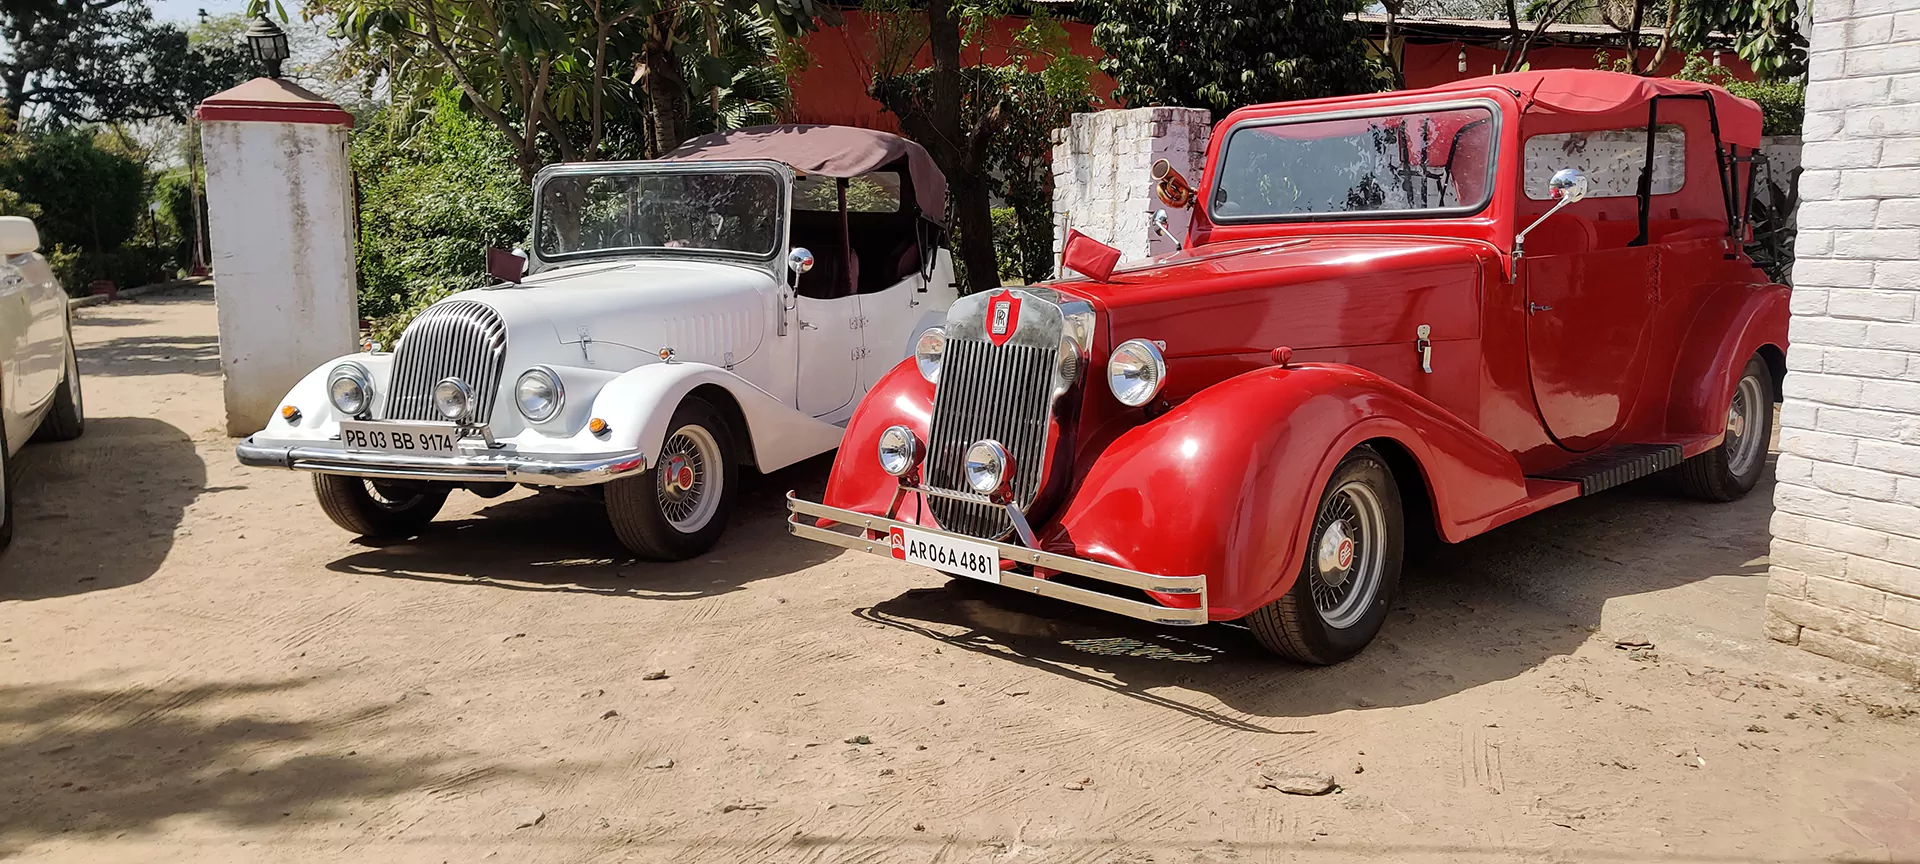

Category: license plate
[340, 420, 460, 455]
[889, 525, 1000, 584]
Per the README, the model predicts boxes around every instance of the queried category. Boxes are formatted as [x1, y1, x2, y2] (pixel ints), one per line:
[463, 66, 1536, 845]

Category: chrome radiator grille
[924, 337, 1055, 539]
[386, 300, 508, 423]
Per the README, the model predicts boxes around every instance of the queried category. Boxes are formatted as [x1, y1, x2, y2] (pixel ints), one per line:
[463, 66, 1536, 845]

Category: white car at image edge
[0, 215, 86, 551]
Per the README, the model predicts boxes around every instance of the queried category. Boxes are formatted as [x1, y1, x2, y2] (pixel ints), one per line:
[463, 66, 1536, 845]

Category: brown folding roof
[662, 124, 947, 224]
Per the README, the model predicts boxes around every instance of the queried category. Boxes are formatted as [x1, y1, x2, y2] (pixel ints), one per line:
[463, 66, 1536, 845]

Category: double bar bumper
[235, 437, 648, 487]
[785, 493, 1209, 626]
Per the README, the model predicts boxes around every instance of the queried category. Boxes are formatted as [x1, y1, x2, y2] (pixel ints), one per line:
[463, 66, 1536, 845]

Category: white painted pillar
[1052, 107, 1213, 272]
[196, 78, 358, 436]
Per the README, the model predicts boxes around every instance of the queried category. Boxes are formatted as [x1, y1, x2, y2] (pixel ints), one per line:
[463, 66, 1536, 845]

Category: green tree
[1, 0, 254, 126]
[1093, 0, 1390, 119]
[0, 127, 145, 252]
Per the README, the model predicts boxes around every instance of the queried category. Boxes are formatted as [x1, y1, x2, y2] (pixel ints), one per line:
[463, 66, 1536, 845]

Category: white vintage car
[0, 215, 86, 550]
[237, 125, 957, 559]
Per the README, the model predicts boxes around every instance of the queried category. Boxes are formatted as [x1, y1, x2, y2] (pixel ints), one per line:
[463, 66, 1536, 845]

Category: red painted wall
[1398, 42, 1756, 89]
[786, 11, 1118, 132]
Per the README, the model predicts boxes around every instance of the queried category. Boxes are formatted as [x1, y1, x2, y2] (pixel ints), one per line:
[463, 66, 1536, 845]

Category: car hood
[453, 257, 773, 369]
[1051, 235, 1491, 358]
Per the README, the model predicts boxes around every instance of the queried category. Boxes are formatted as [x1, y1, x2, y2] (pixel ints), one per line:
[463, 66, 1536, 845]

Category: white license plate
[340, 421, 460, 455]
[889, 525, 1000, 584]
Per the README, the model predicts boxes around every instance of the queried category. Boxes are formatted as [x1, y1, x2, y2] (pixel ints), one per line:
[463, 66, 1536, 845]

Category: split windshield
[534, 168, 782, 261]
[1212, 105, 1496, 221]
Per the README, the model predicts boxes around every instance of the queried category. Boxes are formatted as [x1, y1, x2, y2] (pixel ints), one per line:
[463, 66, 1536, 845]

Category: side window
[1523, 125, 1685, 200]
[793, 173, 903, 212]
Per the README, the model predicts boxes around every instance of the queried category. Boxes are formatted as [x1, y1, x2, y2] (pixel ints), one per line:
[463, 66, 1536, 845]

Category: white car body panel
[0, 218, 71, 458]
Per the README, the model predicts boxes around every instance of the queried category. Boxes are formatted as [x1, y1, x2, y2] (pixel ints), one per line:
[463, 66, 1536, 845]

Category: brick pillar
[1052, 107, 1212, 274]
[1764, 0, 1920, 681]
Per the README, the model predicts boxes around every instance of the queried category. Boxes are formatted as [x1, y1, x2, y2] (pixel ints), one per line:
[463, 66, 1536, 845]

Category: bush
[0, 128, 146, 253]
[48, 243, 173, 296]
[154, 168, 206, 272]
[354, 90, 530, 342]
[990, 206, 1025, 284]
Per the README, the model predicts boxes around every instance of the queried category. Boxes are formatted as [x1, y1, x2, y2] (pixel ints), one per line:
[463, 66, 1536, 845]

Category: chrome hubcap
[1725, 374, 1765, 477]
[1311, 480, 1386, 630]
[657, 424, 722, 533]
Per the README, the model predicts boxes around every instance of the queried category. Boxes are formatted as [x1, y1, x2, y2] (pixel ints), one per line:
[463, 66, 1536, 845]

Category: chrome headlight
[514, 366, 564, 422]
[434, 377, 474, 421]
[964, 440, 1013, 497]
[327, 362, 373, 416]
[914, 327, 945, 383]
[1107, 339, 1167, 407]
[876, 425, 921, 477]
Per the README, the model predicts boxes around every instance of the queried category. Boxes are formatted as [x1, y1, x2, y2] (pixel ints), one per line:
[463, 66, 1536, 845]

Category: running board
[1531, 443, 1683, 496]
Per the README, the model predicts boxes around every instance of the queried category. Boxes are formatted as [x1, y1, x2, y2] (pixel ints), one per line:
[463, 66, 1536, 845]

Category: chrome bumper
[785, 492, 1209, 626]
[235, 437, 648, 487]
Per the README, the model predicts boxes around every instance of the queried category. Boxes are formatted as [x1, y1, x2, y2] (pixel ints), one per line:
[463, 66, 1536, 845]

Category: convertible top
[663, 124, 947, 224]
[1427, 69, 1763, 148]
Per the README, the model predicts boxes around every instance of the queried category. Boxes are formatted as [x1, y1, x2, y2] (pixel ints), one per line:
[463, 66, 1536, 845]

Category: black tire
[604, 397, 738, 561]
[1677, 355, 1773, 502]
[311, 474, 450, 538]
[0, 406, 13, 552]
[1246, 445, 1404, 665]
[33, 324, 83, 442]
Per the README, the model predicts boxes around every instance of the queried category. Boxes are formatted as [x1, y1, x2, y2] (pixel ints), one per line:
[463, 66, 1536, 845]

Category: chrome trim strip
[785, 493, 1209, 627]
[236, 437, 647, 487]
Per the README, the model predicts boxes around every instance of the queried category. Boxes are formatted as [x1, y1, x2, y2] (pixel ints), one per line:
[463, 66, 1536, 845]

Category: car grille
[386, 300, 508, 423]
[924, 337, 1055, 539]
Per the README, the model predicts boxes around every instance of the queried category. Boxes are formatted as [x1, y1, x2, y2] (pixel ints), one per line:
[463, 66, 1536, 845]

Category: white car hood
[457, 258, 772, 369]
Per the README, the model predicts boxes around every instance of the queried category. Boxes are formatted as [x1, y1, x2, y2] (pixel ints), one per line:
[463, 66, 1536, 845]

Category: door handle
[1528, 302, 1553, 315]
[1415, 324, 1432, 374]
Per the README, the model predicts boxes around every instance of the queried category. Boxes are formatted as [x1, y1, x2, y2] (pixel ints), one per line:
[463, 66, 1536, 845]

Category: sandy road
[0, 284, 1916, 863]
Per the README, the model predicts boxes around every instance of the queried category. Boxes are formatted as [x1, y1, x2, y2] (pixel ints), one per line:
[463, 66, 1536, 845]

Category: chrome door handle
[1528, 302, 1553, 315]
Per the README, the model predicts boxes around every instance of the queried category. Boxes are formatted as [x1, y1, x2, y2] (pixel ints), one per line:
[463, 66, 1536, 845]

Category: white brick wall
[1051, 108, 1211, 272]
[1766, 0, 1920, 682]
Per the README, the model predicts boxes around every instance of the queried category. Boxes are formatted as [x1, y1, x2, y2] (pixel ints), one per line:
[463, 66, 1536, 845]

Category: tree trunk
[927, 0, 998, 292]
[642, 44, 689, 156]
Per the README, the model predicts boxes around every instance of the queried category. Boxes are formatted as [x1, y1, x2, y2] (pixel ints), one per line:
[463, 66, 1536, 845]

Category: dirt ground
[1, 284, 1917, 863]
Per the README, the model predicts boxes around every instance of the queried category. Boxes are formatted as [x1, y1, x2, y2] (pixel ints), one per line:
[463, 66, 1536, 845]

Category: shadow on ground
[861, 465, 1777, 723]
[325, 453, 839, 600]
[0, 417, 203, 599]
[0, 677, 514, 855]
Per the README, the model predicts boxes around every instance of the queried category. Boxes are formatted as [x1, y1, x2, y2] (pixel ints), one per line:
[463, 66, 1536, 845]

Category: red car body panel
[820, 71, 1788, 622]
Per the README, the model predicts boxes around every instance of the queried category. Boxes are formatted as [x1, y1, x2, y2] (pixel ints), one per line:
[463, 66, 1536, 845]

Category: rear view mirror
[1548, 168, 1589, 203]
[0, 216, 41, 256]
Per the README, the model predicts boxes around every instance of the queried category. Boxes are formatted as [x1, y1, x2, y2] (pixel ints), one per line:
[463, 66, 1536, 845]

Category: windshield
[1212, 105, 1496, 221]
[535, 169, 782, 261]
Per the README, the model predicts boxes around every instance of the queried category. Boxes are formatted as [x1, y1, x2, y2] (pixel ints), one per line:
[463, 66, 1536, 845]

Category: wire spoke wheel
[1309, 480, 1388, 630]
[656, 423, 724, 533]
[365, 480, 433, 512]
[1724, 373, 1766, 478]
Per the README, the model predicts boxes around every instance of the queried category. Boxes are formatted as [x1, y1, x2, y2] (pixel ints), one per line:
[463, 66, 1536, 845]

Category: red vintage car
[786, 70, 1790, 664]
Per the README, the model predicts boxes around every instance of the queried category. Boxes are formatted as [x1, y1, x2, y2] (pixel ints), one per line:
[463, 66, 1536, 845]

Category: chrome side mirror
[787, 247, 815, 289]
[1514, 168, 1589, 259]
[1152, 209, 1183, 252]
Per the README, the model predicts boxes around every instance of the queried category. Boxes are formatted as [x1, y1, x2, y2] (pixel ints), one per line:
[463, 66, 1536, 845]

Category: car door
[794, 284, 862, 420]
[19, 251, 64, 413]
[1521, 246, 1657, 450]
[857, 248, 954, 391]
[0, 253, 34, 450]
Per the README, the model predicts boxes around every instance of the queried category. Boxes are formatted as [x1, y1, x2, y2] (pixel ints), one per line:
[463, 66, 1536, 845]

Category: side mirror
[0, 216, 41, 256]
[1152, 209, 1184, 252]
[1514, 168, 1588, 258]
[1152, 159, 1195, 209]
[787, 247, 814, 288]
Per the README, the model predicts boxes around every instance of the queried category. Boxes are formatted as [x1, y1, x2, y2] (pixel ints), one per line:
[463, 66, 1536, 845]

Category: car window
[535, 169, 781, 260]
[1212, 106, 1497, 220]
[1524, 125, 1686, 200]
[794, 172, 904, 213]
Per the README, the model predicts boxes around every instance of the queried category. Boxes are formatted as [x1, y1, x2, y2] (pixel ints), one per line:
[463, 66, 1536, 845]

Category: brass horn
[1152, 158, 1195, 209]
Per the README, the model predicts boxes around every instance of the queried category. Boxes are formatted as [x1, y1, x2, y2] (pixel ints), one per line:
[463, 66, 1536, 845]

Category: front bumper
[236, 437, 648, 487]
[786, 492, 1209, 626]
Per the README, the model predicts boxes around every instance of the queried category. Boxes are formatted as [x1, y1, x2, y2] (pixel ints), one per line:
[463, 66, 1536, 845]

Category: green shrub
[0, 128, 146, 253]
[990, 206, 1026, 284]
[48, 243, 173, 296]
[154, 169, 206, 273]
[353, 89, 531, 341]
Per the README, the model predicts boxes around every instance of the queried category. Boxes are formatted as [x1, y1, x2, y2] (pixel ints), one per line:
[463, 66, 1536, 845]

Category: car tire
[0, 406, 13, 552]
[604, 397, 738, 561]
[33, 326, 84, 442]
[1246, 445, 1404, 665]
[1677, 355, 1773, 503]
[312, 474, 450, 538]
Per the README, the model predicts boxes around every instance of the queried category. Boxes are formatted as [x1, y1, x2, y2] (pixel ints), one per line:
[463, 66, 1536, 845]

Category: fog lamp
[877, 425, 921, 477]
[964, 440, 1013, 498]
[434, 377, 474, 422]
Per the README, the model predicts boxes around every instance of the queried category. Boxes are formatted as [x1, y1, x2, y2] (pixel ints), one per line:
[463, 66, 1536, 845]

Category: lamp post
[246, 15, 291, 79]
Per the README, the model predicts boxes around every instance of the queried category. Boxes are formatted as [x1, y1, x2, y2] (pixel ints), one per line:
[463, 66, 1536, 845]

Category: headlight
[327, 363, 373, 416]
[876, 425, 920, 477]
[964, 440, 1013, 497]
[914, 327, 945, 383]
[514, 366, 564, 422]
[434, 377, 474, 421]
[1107, 339, 1167, 407]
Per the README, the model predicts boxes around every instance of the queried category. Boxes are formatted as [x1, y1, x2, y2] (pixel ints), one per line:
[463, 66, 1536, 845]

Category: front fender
[1044, 363, 1531, 619]
[1665, 281, 1790, 438]
[822, 359, 938, 523]
[588, 362, 844, 473]
[253, 352, 396, 440]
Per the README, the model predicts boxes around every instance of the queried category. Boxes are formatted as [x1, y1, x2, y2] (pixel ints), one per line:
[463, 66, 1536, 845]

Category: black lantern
[246, 15, 291, 78]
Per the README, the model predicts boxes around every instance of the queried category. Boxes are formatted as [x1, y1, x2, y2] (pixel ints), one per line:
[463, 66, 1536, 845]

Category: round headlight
[514, 366, 564, 422]
[964, 440, 1013, 497]
[327, 363, 373, 416]
[434, 377, 473, 421]
[877, 425, 920, 477]
[1107, 339, 1167, 407]
[914, 327, 946, 383]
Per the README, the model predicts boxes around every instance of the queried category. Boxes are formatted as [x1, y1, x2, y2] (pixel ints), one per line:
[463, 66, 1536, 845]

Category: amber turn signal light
[588, 418, 609, 435]
[280, 405, 302, 423]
